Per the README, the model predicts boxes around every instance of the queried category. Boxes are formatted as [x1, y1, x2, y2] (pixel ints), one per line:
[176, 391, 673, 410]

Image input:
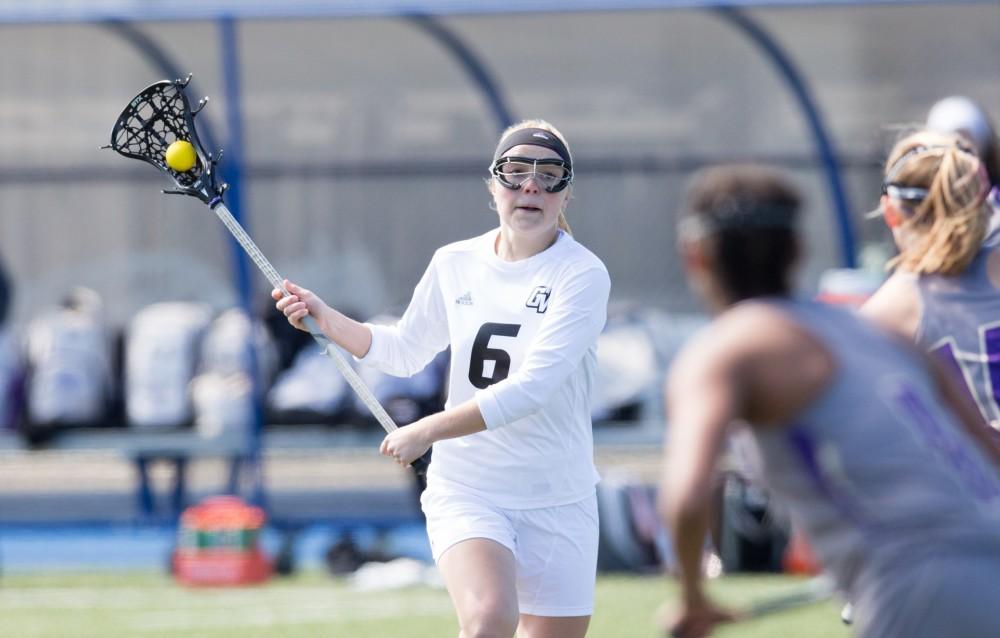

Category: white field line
[1, 585, 453, 630]
[133, 596, 453, 631]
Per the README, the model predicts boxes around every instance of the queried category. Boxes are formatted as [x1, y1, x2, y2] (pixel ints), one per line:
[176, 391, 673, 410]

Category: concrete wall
[0, 4, 997, 328]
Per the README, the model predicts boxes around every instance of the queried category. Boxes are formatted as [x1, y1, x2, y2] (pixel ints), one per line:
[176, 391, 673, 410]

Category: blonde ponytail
[558, 210, 572, 235]
[884, 131, 990, 276]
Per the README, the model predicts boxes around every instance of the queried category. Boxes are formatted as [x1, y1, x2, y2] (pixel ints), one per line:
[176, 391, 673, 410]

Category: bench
[0, 424, 408, 520]
[0, 427, 248, 519]
[0, 420, 663, 522]
[123, 431, 250, 519]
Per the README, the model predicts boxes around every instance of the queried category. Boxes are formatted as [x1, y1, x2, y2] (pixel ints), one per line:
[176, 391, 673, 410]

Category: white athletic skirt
[421, 487, 599, 617]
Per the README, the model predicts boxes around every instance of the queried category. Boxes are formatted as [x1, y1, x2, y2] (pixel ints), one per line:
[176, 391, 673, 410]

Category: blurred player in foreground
[276, 119, 609, 638]
[861, 130, 1000, 437]
[657, 164, 1000, 638]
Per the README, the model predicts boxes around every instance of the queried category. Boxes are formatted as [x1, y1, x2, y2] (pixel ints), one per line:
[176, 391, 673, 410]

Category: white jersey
[362, 228, 610, 509]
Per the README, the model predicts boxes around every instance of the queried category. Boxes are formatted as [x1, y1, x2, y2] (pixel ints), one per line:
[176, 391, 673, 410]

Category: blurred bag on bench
[126, 301, 212, 429]
[24, 287, 113, 429]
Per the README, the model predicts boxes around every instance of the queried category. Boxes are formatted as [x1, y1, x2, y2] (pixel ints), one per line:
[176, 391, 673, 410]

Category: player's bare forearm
[670, 498, 711, 605]
[660, 485, 735, 638]
[316, 304, 373, 359]
[273, 279, 373, 358]
[661, 415, 717, 614]
[661, 433, 715, 605]
[660, 335, 743, 632]
[420, 399, 487, 443]
[380, 400, 486, 466]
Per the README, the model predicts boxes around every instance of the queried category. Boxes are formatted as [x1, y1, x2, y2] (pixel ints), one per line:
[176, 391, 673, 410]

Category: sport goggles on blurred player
[881, 141, 987, 204]
[490, 157, 573, 193]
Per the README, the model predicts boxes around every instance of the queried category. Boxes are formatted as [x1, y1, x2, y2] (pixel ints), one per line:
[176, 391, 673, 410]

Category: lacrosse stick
[668, 575, 835, 637]
[743, 574, 835, 619]
[106, 75, 429, 475]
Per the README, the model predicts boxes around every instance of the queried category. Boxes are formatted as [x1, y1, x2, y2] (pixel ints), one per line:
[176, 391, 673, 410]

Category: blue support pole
[218, 16, 267, 510]
[714, 6, 857, 267]
[218, 18, 252, 305]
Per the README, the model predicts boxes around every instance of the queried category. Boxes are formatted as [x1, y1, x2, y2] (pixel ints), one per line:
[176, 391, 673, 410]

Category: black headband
[883, 144, 950, 186]
[493, 127, 572, 167]
[681, 199, 797, 240]
[881, 142, 982, 203]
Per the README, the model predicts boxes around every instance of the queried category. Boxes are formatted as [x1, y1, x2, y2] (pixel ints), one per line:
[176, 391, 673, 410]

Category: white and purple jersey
[917, 221, 1000, 433]
[746, 300, 1000, 610]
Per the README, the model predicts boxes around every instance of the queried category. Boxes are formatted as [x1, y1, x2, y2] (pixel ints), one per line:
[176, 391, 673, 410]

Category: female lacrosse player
[658, 164, 1000, 638]
[860, 130, 1000, 436]
[275, 120, 609, 638]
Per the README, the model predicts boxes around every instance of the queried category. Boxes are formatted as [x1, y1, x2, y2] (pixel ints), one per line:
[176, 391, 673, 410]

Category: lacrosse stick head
[108, 75, 225, 205]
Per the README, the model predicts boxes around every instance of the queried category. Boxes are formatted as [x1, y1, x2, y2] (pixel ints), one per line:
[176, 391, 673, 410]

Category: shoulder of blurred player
[986, 247, 1000, 288]
[670, 301, 810, 369]
[667, 301, 835, 427]
[858, 271, 921, 339]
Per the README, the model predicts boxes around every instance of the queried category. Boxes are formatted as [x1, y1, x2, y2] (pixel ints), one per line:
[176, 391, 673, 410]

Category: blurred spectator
[266, 343, 352, 425]
[0, 254, 18, 431]
[926, 95, 1000, 190]
[0, 253, 9, 327]
[22, 287, 114, 443]
[125, 302, 212, 430]
[192, 308, 278, 441]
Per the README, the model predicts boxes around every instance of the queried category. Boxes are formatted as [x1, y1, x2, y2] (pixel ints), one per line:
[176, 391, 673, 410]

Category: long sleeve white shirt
[361, 228, 610, 508]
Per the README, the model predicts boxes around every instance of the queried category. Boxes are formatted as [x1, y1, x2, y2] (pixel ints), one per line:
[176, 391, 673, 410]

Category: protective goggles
[490, 157, 573, 193]
[881, 182, 929, 203]
[880, 145, 942, 204]
[881, 143, 988, 205]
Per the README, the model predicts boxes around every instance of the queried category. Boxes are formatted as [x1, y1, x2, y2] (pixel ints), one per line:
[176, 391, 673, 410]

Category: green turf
[1, 570, 849, 637]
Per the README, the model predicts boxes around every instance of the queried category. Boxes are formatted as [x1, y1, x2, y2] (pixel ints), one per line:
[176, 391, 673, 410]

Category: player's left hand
[380, 420, 432, 467]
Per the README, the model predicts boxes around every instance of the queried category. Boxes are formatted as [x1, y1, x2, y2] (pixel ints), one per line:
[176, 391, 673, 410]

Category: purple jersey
[917, 220, 1000, 431]
[747, 300, 1000, 637]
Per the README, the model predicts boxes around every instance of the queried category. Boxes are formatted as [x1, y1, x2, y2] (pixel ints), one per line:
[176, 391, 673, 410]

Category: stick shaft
[746, 575, 834, 618]
[212, 203, 399, 434]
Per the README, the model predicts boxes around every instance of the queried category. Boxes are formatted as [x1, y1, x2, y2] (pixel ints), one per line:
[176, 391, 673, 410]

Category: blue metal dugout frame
[93, 4, 860, 277]
[10, 0, 967, 512]
[2, 0, 992, 265]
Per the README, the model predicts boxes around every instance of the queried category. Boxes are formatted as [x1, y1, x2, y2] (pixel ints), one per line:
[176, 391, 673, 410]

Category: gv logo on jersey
[525, 285, 552, 313]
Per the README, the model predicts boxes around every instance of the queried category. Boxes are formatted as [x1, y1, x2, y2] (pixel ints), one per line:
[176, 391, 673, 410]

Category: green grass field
[2, 570, 849, 637]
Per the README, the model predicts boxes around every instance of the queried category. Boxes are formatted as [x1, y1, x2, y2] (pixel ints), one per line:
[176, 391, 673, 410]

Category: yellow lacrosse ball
[165, 140, 197, 172]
